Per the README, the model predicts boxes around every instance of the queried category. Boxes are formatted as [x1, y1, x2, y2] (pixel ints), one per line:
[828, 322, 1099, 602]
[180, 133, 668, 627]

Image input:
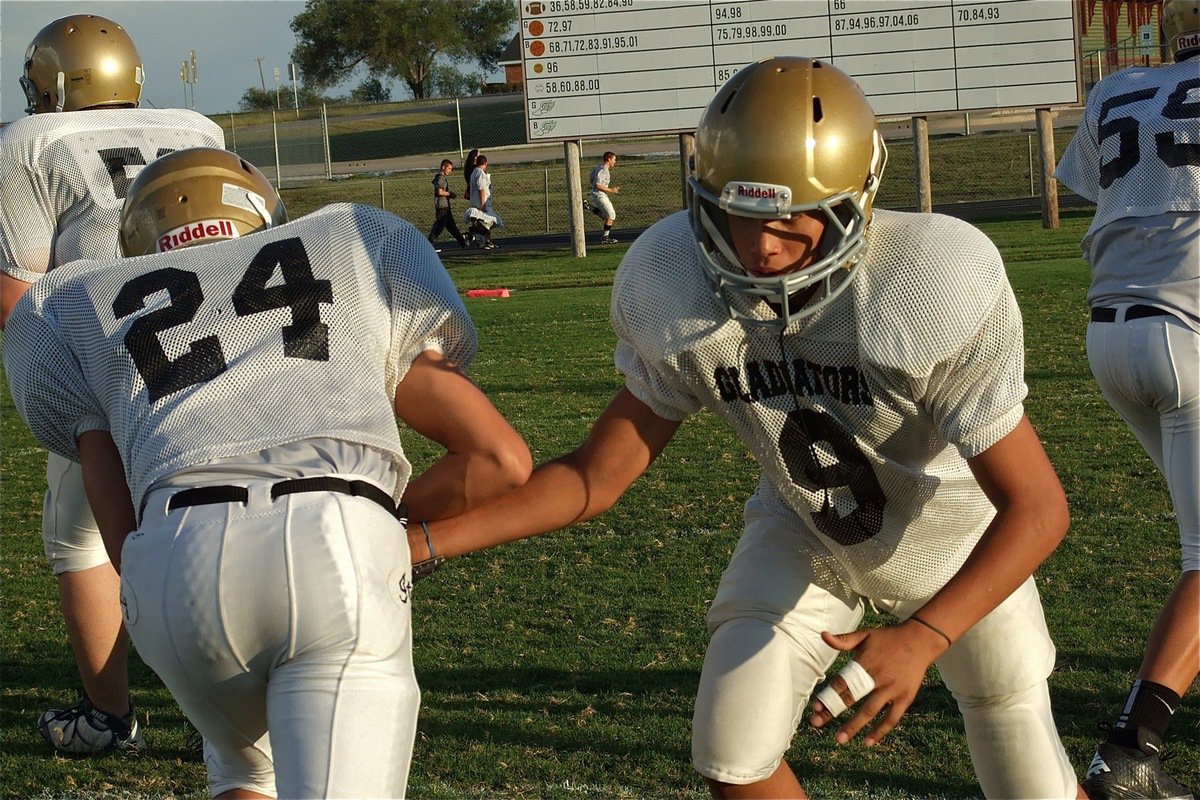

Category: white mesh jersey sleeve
[0, 108, 225, 284]
[1055, 61, 1200, 238]
[3, 203, 475, 508]
[2, 300, 107, 461]
[610, 210, 1027, 599]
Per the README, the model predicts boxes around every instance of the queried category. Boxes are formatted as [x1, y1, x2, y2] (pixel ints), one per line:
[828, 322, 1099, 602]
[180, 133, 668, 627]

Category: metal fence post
[321, 103, 332, 181]
[544, 168, 550, 233]
[272, 109, 282, 189]
[1028, 135, 1035, 196]
[229, 113, 237, 152]
[456, 98, 464, 161]
[380, 180, 386, 211]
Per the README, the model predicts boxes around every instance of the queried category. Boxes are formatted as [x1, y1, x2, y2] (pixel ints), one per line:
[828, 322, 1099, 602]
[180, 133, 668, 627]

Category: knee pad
[42, 455, 106, 574]
[955, 681, 1077, 800]
[691, 617, 830, 785]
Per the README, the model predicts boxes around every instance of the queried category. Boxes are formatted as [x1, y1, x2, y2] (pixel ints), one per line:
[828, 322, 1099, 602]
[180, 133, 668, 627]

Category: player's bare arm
[811, 415, 1070, 746]
[411, 386, 681, 562]
[76, 430, 136, 572]
[1, 272, 34, 328]
[396, 348, 532, 521]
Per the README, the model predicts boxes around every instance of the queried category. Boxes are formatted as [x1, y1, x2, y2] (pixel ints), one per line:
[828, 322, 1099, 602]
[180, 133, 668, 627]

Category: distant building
[498, 34, 522, 87]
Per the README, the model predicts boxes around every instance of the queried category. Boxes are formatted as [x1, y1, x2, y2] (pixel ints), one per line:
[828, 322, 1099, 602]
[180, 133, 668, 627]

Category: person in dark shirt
[428, 159, 467, 252]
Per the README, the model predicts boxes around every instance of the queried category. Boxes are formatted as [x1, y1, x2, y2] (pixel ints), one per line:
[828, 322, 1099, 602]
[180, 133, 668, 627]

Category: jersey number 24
[112, 237, 333, 402]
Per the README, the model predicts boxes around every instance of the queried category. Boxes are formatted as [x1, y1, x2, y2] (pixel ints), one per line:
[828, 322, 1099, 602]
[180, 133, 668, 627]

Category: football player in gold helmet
[119, 147, 288, 257]
[1057, 2, 1199, 797]
[5, 146, 531, 797]
[2, 15, 226, 757]
[689, 57, 886, 328]
[1163, 0, 1200, 61]
[20, 14, 144, 114]
[411, 57, 1083, 799]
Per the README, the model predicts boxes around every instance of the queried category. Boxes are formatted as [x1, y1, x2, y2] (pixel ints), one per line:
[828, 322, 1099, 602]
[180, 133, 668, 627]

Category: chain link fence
[219, 94, 1086, 239]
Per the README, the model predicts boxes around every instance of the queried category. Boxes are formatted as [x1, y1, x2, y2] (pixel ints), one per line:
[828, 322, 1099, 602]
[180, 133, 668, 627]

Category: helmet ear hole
[719, 89, 737, 115]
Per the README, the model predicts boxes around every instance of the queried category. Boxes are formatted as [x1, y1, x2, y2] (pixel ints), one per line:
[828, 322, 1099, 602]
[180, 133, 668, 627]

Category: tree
[290, 0, 515, 100]
[239, 86, 276, 112]
[239, 84, 326, 112]
[350, 77, 392, 104]
[429, 63, 485, 99]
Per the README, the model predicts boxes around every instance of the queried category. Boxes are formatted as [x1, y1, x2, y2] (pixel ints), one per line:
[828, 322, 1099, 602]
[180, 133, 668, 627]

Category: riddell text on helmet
[737, 185, 777, 198]
[157, 219, 238, 252]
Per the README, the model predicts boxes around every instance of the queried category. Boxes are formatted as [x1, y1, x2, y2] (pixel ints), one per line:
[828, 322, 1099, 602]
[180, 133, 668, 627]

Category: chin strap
[247, 192, 275, 228]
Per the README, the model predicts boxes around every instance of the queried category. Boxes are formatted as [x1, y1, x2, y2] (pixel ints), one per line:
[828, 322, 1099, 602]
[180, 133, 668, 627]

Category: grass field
[1, 210, 1196, 799]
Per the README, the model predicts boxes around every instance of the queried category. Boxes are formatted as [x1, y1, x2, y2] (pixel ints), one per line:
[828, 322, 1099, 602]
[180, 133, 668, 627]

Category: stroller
[464, 207, 501, 249]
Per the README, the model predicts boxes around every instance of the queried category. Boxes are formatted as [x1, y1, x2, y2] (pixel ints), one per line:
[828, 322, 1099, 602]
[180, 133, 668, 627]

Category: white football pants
[122, 479, 419, 798]
[1087, 309, 1199, 572]
[691, 494, 1078, 799]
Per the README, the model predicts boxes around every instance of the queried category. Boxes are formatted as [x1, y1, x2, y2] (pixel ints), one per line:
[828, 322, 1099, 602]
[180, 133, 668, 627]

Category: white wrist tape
[814, 659, 876, 717]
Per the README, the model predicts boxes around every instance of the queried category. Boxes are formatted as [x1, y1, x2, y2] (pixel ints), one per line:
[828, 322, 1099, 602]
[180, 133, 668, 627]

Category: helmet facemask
[689, 57, 886, 330]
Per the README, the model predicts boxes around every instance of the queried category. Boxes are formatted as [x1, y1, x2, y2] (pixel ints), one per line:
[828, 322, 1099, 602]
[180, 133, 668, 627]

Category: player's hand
[808, 620, 948, 746]
[612, 186, 620, 193]
[449, 191, 457, 198]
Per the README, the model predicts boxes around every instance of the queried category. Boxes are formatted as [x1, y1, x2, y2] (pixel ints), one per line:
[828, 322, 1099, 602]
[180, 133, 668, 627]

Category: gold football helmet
[120, 148, 287, 257]
[21, 15, 144, 114]
[689, 57, 886, 327]
[1162, 0, 1200, 60]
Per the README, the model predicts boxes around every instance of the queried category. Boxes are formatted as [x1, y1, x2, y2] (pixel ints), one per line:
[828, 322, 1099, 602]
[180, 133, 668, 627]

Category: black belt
[166, 477, 406, 521]
[1090, 305, 1173, 323]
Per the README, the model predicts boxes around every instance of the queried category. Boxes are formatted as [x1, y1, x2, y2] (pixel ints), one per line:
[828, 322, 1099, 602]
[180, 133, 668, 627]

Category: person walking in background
[588, 151, 620, 244]
[1055, 2, 1199, 797]
[3, 147, 531, 798]
[428, 158, 467, 252]
[412, 57, 1084, 800]
[464, 148, 480, 197]
[0, 13, 225, 757]
[467, 154, 502, 250]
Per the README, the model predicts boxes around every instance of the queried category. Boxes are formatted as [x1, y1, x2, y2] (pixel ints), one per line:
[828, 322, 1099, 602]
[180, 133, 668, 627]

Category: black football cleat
[1082, 739, 1194, 800]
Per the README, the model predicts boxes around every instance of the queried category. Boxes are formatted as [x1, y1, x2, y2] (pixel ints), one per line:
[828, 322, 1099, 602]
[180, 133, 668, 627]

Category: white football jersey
[589, 163, 611, 195]
[3, 203, 476, 509]
[1056, 60, 1200, 238]
[612, 210, 1027, 599]
[0, 108, 225, 283]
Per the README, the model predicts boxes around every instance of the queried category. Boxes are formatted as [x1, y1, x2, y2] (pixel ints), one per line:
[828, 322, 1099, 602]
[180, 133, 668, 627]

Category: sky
[1, 0, 373, 123]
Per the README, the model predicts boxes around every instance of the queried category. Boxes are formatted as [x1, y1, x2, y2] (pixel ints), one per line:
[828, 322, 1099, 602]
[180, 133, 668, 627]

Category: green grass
[2, 211, 1196, 798]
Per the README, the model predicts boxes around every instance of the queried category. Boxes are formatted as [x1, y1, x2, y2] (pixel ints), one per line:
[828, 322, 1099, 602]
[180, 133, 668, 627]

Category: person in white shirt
[413, 57, 1084, 800]
[4, 147, 531, 798]
[466, 154, 502, 249]
[1, 13, 225, 756]
[1056, 2, 1199, 797]
[588, 151, 620, 244]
